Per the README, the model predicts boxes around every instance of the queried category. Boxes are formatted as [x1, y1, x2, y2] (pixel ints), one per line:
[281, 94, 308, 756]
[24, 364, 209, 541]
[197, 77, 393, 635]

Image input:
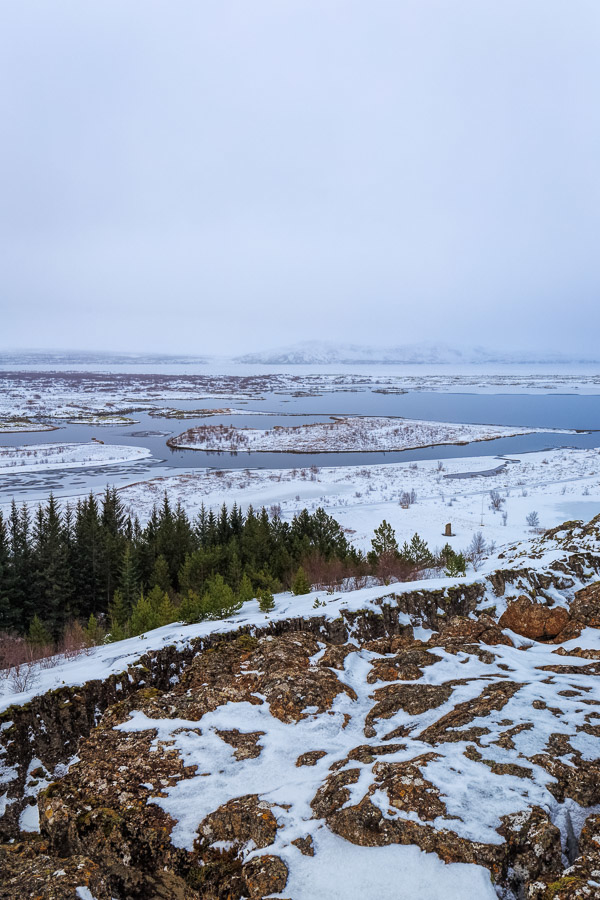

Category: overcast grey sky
[1, 0, 599, 356]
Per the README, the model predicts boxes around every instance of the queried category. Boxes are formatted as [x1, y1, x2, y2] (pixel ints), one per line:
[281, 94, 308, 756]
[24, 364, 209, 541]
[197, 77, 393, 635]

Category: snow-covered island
[167, 415, 570, 453]
[0, 442, 152, 474]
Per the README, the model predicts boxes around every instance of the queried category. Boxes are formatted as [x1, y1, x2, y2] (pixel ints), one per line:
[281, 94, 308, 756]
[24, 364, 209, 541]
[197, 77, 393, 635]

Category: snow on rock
[2, 518, 600, 898]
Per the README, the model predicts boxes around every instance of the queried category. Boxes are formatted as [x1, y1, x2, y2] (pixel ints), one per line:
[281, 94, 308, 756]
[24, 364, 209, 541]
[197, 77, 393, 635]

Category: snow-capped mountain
[235, 340, 589, 365]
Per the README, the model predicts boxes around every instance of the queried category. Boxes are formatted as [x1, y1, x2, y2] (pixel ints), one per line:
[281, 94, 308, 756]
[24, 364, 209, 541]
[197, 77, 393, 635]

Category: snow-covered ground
[0, 420, 56, 433]
[3, 519, 600, 899]
[115, 447, 600, 559]
[0, 442, 151, 474]
[2, 369, 600, 431]
[169, 416, 569, 453]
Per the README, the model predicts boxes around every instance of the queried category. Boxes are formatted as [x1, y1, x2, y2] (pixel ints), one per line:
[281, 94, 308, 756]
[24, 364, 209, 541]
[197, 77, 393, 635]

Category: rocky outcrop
[2, 518, 600, 898]
[499, 596, 572, 641]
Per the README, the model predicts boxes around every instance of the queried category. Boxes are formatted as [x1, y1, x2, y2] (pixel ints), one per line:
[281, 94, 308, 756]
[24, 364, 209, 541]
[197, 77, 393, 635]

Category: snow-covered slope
[2, 519, 600, 898]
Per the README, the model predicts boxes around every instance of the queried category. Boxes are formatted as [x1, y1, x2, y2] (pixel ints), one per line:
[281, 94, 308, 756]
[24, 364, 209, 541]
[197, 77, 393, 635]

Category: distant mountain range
[235, 341, 596, 365]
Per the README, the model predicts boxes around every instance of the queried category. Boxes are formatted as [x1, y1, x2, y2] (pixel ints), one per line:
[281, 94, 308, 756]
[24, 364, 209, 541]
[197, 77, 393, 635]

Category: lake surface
[2, 390, 600, 503]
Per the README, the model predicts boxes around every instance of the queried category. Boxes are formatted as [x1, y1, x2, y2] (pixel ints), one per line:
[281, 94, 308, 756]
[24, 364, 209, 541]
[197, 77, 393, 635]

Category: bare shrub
[9, 661, 39, 693]
[526, 511, 540, 528]
[466, 531, 487, 571]
[489, 490, 504, 511]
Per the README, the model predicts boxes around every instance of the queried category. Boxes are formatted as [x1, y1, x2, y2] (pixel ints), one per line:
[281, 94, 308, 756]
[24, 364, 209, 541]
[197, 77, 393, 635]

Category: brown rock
[242, 854, 288, 898]
[296, 750, 327, 767]
[198, 795, 279, 850]
[499, 596, 571, 641]
[291, 834, 315, 856]
[365, 682, 453, 737]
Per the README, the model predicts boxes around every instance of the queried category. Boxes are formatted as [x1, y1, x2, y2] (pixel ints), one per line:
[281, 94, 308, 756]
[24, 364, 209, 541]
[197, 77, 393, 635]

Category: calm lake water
[2, 390, 600, 502]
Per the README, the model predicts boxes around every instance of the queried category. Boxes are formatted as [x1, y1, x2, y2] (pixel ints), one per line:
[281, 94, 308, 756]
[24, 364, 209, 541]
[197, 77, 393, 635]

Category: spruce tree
[291, 566, 311, 596]
[28, 614, 52, 647]
[258, 590, 275, 613]
[371, 520, 399, 558]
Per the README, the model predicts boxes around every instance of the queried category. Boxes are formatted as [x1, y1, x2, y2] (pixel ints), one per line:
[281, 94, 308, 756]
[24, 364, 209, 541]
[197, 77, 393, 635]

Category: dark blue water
[2, 392, 600, 500]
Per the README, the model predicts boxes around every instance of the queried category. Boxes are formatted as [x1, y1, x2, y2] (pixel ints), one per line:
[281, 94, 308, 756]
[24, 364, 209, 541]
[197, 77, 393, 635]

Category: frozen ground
[115, 447, 600, 560]
[0, 442, 151, 475]
[2, 519, 600, 899]
[0, 419, 56, 433]
[169, 415, 571, 453]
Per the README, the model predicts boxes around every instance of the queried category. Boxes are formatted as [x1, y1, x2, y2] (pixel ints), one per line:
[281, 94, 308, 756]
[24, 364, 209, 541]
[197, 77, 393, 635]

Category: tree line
[0, 490, 471, 656]
[0, 489, 360, 642]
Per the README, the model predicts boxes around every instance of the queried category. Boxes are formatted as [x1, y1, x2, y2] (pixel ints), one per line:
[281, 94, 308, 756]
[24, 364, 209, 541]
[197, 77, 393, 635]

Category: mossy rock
[544, 876, 584, 898]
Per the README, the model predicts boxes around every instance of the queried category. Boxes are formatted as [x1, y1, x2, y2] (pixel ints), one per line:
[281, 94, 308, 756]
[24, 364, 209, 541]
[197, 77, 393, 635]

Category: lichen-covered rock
[198, 795, 279, 849]
[0, 841, 113, 900]
[499, 596, 571, 640]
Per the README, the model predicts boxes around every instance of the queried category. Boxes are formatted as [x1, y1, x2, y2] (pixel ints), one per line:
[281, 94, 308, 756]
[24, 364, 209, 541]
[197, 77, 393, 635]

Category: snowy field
[0, 442, 151, 474]
[115, 447, 600, 560]
[169, 415, 570, 453]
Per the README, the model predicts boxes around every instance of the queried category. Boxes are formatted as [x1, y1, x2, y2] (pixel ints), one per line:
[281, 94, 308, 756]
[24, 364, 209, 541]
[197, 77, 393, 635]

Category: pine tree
[150, 555, 170, 592]
[400, 533, 433, 569]
[118, 544, 139, 612]
[28, 614, 52, 647]
[258, 590, 275, 613]
[291, 566, 311, 596]
[32, 494, 73, 636]
[201, 574, 240, 619]
[129, 592, 157, 636]
[85, 613, 104, 645]
[371, 520, 399, 558]
[109, 589, 130, 630]
[238, 573, 254, 604]
[444, 551, 466, 577]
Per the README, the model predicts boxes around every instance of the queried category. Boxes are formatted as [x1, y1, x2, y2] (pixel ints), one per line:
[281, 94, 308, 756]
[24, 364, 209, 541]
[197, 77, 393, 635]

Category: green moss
[544, 876, 582, 898]
[236, 634, 258, 652]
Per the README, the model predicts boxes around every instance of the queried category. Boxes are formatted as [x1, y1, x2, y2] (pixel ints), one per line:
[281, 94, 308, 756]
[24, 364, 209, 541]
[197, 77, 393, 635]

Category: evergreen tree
[129, 592, 157, 636]
[150, 554, 171, 592]
[444, 550, 467, 577]
[201, 574, 241, 619]
[85, 612, 104, 645]
[291, 566, 311, 596]
[28, 614, 52, 647]
[400, 533, 434, 569]
[109, 589, 130, 630]
[371, 520, 399, 558]
[118, 544, 139, 611]
[258, 590, 275, 613]
[32, 494, 73, 636]
[238, 573, 254, 604]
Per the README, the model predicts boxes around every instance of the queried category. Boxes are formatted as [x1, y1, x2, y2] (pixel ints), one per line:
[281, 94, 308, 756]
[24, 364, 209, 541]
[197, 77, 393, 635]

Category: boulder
[499, 596, 571, 641]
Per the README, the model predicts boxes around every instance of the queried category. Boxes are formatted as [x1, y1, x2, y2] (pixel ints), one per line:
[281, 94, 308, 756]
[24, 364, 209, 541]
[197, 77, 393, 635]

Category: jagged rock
[364, 682, 453, 737]
[435, 614, 514, 648]
[198, 795, 279, 849]
[498, 807, 563, 896]
[419, 681, 523, 745]
[367, 647, 441, 683]
[296, 750, 327, 767]
[242, 854, 288, 898]
[0, 841, 113, 900]
[291, 834, 315, 856]
[216, 729, 265, 760]
[570, 581, 600, 628]
[499, 596, 572, 640]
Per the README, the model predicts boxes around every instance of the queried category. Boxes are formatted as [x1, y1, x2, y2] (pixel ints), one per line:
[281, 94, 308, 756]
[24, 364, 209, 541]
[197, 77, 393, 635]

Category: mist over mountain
[235, 340, 597, 366]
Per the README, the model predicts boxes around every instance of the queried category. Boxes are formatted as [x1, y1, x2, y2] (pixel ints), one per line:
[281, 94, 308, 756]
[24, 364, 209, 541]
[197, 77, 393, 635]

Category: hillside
[1, 518, 600, 899]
